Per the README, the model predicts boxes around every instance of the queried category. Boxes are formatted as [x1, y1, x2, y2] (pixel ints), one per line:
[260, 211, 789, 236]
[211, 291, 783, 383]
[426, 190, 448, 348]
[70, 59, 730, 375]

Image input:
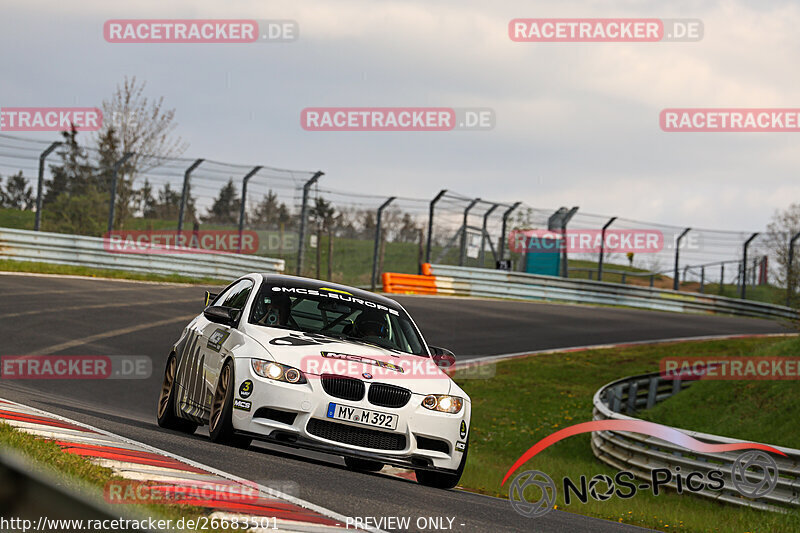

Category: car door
[196, 278, 254, 420]
[176, 278, 254, 421]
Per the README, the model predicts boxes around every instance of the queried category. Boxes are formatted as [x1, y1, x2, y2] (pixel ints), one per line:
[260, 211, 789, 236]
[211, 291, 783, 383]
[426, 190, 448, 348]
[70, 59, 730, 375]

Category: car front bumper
[231, 358, 470, 472]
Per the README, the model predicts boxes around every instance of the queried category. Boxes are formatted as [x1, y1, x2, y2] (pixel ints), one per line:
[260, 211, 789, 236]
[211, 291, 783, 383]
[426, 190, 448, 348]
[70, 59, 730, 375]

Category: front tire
[157, 353, 198, 434]
[209, 359, 252, 448]
[344, 456, 384, 472]
[415, 439, 468, 489]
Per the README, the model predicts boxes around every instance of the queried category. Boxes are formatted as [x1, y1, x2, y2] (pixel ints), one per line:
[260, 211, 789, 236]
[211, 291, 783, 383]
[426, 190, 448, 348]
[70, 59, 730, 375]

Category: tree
[135, 178, 157, 218]
[204, 179, 240, 225]
[146, 182, 193, 220]
[96, 76, 189, 224]
[250, 190, 292, 228]
[41, 187, 107, 236]
[360, 210, 376, 239]
[397, 212, 421, 243]
[94, 126, 128, 193]
[764, 203, 800, 301]
[310, 197, 335, 232]
[0, 171, 34, 210]
[44, 126, 93, 205]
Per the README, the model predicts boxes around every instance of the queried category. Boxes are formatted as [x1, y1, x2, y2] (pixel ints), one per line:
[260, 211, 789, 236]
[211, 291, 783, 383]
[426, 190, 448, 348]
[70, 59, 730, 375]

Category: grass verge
[456, 335, 800, 532]
[0, 259, 220, 285]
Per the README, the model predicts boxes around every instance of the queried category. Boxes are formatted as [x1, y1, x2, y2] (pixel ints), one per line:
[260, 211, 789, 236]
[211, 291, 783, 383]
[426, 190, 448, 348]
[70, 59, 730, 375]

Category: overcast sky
[2, 0, 799, 232]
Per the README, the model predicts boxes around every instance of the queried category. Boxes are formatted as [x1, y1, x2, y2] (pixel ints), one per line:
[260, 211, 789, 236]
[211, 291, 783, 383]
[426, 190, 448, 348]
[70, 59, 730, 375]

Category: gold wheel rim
[210, 364, 230, 432]
[157, 356, 176, 419]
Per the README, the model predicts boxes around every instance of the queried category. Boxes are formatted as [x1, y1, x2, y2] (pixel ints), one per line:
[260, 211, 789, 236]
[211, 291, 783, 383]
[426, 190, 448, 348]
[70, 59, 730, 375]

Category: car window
[216, 279, 253, 310]
[248, 285, 427, 355]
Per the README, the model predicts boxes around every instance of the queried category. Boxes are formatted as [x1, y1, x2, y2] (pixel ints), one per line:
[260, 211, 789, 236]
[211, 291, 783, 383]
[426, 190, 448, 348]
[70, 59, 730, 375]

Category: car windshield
[248, 284, 427, 355]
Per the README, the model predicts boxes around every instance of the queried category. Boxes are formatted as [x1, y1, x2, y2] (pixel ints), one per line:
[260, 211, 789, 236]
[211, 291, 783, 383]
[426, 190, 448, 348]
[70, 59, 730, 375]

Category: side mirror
[429, 346, 456, 368]
[204, 306, 238, 326]
[204, 291, 218, 307]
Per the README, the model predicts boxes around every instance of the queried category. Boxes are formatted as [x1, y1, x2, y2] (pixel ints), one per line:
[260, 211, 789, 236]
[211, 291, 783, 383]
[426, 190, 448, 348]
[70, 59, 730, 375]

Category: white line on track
[33, 314, 197, 355]
[0, 298, 198, 319]
[0, 270, 217, 287]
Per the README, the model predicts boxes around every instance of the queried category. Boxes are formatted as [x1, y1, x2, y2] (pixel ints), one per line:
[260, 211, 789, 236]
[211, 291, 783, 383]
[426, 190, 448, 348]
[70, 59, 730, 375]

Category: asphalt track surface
[0, 273, 792, 532]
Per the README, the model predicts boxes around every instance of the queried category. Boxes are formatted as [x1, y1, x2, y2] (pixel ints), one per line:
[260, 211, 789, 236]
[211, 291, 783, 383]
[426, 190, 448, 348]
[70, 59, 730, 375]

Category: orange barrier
[382, 269, 437, 295]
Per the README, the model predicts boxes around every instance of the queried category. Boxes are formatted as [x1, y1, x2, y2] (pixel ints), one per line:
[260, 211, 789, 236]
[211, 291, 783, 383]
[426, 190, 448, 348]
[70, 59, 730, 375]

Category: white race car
[157, 273, 471, 488]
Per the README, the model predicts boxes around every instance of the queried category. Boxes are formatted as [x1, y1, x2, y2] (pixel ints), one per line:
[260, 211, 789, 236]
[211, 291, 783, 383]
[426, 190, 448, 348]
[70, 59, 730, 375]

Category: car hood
[245, 328, 453, 395]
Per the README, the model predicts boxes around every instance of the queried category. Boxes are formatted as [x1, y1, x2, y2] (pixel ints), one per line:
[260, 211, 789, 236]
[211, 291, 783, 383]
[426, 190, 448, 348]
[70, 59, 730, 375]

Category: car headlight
[422, 394, 463, 413]
[252, 359, 306, 384]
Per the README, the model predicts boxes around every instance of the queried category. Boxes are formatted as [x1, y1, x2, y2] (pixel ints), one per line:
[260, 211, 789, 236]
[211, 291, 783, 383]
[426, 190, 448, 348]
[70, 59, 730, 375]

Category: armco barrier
[382, 272, 437, 295]
[592, 371, 800, 511]
[382, 263, 798, 321]
[0, 228, 284, 279]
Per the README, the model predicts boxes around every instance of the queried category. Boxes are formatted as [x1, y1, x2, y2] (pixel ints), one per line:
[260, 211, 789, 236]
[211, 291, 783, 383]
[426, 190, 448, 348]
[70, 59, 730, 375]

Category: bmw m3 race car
[157, 273, 471, 488]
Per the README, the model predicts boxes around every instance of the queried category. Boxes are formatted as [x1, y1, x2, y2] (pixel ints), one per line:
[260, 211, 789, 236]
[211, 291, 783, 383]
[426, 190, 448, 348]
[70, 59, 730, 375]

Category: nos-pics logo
[501, 420, 783, 519]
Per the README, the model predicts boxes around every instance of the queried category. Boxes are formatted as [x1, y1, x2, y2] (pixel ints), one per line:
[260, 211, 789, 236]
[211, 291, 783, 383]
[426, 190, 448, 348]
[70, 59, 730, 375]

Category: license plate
[326, 403, 398, 430]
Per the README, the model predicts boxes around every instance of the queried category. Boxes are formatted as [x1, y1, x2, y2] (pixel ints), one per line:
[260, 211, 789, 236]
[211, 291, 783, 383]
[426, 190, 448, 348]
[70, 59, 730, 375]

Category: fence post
[106, 152, 134, 233]
[417, 228, 424, 274]
[479, 203, 499, 267]
[425, 190, 447, 265]
[459, 198, 481, 266]
[237, 166, 262, 252]
[34, 141, 62, 231]
[787, 231, 800, 306]
[177, 159, 204, 234]
[673, 228, 691, 290]
[498, 201, 521, 262]
[559, 207, 579, 278]
[371, 197, 396, 291]
[741, 232, 758, 299]
[597, 217, 617, 281]
[296, 171, 324, 276]
[700, 266, 705, 293]
[327, 227, 334, 281]
[719, 263, 725, 295]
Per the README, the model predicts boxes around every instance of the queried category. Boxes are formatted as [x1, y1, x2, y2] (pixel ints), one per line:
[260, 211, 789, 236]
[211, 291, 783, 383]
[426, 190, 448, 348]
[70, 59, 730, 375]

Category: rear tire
[157, 353, 198, 434]
[209, 359, 252, 448]
[415, 438, 468, 489]
[344, 456, 384, 472]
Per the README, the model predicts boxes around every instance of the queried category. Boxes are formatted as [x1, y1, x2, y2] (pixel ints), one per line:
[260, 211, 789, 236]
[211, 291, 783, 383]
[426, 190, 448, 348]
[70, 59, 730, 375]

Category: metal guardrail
[426, 264, 799, 321]
[0, 228, 284, 280]
[591, 371, 800, 511]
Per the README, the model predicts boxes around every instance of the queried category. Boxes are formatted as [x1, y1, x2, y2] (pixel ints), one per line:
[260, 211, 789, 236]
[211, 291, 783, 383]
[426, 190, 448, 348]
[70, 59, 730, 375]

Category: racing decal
[233, 399, 251, 411]
[321, 352, 404, 373]
[269, 333, 336, 347]
[207, 329, 230, 352]
[271, 286, 400, 316]
[455, 441, 467, 452]
[239, 380, 253, 399]
[460, 420, 467, 439]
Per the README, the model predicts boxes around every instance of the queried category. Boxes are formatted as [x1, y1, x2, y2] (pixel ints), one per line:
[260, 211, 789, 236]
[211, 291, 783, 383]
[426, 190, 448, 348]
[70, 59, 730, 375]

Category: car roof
[258, 273, 404, 312]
